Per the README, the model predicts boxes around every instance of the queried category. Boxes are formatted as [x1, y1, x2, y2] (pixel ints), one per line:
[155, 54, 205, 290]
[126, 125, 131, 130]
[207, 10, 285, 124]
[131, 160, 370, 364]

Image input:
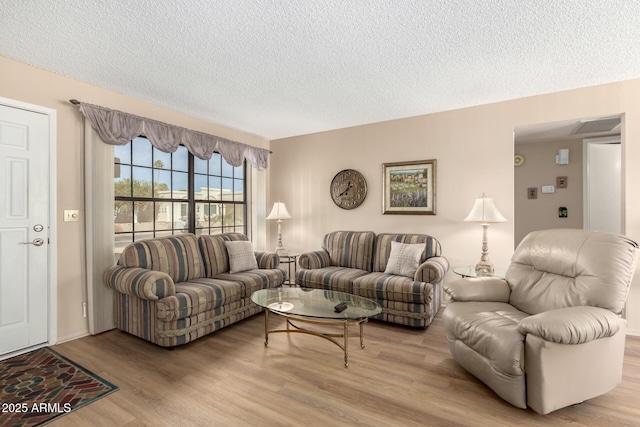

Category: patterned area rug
[0, 347, 118, 426]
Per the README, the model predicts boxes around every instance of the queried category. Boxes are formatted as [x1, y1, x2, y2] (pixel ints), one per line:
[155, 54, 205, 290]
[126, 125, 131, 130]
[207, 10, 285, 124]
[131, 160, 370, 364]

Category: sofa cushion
[353, 272, 432, 304]
[157, 278, 243, 320]
[373, 233, 441, 273]
[119, 234, 205, 282]
[384, 241, 424, 278]
[298, 266, 370, 294]
[225, 241, 258, 273]
[323, 231, 375, 271]
[214, 268, 286, 296]
[198, 233, 249, 277]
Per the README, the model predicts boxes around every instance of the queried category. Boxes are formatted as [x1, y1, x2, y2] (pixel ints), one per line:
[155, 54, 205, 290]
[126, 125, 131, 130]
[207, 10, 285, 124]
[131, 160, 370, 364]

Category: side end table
[277, 252, 300, 286]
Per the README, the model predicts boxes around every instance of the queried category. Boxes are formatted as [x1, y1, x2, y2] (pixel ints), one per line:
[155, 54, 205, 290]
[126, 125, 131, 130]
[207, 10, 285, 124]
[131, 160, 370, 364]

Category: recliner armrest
[104, 265, 176, 300]
[444, 277, 510, 302]
[298, 250, 331, 269]
[415, 256, 449, 283]
[518, 306, 623, 344]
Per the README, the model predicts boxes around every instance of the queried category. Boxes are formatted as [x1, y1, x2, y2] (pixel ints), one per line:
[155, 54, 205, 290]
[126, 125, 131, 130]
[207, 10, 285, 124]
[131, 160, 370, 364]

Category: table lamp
[464, 193, 507, 276]
[266, 201, 292, 253]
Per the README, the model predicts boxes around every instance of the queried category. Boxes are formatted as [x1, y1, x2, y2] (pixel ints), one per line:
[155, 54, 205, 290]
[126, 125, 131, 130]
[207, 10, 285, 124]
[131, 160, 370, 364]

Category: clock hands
[339, 181, 353, 197]
[331, 170, 367, 210]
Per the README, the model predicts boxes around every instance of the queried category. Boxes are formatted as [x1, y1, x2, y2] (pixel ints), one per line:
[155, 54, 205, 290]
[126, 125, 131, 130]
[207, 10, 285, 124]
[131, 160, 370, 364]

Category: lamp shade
[266, 202, 292, 220]
[464, 194, 506, 223]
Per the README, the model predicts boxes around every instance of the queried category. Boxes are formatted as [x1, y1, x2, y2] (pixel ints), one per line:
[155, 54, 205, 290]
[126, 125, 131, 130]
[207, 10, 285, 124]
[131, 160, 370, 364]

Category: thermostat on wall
[541, 185, 555, 194]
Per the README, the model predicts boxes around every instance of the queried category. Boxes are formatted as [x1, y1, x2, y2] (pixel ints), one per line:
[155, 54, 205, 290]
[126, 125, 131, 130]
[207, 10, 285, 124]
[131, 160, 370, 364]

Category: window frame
[113, 136, 247, 247]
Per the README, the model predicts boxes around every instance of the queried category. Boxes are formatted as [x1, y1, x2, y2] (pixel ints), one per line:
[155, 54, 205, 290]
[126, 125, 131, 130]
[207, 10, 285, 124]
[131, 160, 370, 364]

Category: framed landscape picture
[382, 159, 436, 215]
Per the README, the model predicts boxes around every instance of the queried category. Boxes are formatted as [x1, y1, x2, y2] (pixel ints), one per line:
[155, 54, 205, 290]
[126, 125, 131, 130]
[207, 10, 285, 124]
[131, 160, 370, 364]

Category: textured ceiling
[1, 1, 640, 139]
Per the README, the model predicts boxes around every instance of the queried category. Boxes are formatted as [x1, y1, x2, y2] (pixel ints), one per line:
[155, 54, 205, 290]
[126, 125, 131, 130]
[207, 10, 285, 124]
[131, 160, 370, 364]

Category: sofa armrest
[444, 277, 510, 302]
[298, 250, 331, 269]
[254, 251, 280, 269]
[104, 265, 176, 300]
[518, 306, 623, 344]
[415, 256, 449, 283]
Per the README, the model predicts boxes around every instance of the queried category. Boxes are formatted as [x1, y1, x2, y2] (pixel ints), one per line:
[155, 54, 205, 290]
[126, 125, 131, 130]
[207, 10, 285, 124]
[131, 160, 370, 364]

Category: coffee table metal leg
[261, 312, 373, 367]
[264, 309, 269, 347]
[343, 321, 349, 367]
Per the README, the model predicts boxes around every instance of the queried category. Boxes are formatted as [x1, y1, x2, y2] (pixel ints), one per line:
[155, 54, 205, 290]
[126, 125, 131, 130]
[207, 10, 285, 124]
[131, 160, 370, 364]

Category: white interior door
[0, 104, 50, 356]
[584, 137, 622, 234]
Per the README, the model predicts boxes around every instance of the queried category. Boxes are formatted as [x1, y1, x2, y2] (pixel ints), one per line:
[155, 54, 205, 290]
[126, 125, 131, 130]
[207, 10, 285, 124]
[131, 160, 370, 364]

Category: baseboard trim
[56, 332, 90, 344]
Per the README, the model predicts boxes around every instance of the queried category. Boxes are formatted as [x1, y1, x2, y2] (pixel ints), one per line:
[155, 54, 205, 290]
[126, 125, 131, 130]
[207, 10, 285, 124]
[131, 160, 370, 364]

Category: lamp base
[475, 261, 494, 277]
[275, 247, 288, 255]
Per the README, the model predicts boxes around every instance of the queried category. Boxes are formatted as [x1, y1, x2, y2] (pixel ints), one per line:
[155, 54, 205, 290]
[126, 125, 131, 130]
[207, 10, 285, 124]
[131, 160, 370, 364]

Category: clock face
[330, 169, 367, 210]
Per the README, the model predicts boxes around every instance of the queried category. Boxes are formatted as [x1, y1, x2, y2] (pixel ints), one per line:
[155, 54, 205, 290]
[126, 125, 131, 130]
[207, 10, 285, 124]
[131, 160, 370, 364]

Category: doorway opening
[513, 114, 623, 248]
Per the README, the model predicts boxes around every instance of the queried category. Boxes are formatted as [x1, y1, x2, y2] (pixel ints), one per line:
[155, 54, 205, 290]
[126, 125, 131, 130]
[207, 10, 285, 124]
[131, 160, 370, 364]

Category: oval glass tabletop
[453, 265, 507, 279]
[251, 288, 381, 320]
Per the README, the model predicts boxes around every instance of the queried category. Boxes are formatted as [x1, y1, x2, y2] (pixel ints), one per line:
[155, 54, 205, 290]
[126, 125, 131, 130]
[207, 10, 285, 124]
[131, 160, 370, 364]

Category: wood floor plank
[47, 312, 640, 426]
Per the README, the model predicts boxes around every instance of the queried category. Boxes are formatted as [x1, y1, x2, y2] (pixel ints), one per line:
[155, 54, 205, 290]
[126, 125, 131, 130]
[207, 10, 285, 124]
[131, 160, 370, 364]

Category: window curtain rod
[69, 99, 271, 170]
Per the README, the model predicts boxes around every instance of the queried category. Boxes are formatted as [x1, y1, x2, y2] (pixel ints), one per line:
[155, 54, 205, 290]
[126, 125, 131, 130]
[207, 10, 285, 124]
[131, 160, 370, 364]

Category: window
[114, 137, 246, 252]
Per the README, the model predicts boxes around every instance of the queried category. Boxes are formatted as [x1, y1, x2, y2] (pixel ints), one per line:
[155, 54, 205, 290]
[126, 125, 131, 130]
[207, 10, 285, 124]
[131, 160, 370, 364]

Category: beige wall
[4, 52, 640, 340]
[0, 56, 269, 342]
[514, 139, 585, 245]
[269, 78, 640, 334]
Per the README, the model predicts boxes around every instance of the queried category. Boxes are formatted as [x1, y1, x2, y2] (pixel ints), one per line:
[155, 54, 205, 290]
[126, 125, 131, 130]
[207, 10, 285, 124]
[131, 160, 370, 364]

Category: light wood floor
[50, 312, 640, 427]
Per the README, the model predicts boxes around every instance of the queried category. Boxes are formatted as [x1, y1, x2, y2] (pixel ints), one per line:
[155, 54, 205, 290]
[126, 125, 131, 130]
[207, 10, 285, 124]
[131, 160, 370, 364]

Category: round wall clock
[330, 169, 367, 210]
[514, 154, 525, 167]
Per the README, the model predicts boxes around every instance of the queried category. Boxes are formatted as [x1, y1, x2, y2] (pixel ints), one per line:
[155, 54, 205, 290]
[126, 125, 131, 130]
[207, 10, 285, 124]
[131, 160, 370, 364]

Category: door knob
[22, 238, 44, 246]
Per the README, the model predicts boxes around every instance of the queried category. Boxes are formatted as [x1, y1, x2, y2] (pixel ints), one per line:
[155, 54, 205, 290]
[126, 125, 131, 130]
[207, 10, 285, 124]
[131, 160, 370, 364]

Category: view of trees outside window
[114, 137, 246, 252]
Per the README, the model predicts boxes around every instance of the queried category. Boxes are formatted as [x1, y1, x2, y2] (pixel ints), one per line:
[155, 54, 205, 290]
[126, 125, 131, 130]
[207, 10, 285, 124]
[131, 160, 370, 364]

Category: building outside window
[114, 137, 246, 252]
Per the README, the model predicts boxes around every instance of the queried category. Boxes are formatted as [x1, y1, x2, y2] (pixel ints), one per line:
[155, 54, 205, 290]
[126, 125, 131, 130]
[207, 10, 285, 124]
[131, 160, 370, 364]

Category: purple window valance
[78, 102, 269, 170]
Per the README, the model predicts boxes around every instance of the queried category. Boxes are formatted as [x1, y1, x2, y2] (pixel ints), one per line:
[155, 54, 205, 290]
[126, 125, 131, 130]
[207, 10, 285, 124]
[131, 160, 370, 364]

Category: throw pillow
[384, 241, 425, 278]
[225, 241, 258, 273]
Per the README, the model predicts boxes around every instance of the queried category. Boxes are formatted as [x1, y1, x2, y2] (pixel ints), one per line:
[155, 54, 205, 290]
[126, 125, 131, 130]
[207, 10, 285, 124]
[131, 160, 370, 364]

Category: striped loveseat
[104, 233, 285, 347]
[297, 231, 449, 328]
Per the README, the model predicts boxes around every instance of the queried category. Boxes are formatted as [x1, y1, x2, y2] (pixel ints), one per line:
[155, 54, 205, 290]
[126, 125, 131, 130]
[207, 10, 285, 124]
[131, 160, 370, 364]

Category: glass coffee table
[453, 265, 507, 279]
[251, 288, 382, 367]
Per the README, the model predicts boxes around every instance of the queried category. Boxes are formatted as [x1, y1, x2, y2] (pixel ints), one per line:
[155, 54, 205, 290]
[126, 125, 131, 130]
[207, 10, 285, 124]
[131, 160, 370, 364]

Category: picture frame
[382, 159, 436, 215]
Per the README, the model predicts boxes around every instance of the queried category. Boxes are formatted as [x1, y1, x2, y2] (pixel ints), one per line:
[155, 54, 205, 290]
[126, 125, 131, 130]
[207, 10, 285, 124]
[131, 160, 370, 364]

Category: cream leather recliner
[443, 229, 638, 414]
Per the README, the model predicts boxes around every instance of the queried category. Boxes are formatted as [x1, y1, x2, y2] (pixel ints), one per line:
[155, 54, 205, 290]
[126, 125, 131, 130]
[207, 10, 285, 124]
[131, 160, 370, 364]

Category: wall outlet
[82, 302, 87, 317]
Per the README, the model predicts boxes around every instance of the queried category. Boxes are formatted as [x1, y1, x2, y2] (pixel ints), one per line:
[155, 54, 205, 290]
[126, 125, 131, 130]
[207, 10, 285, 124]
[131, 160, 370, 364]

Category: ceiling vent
[571, 117, 621, 135]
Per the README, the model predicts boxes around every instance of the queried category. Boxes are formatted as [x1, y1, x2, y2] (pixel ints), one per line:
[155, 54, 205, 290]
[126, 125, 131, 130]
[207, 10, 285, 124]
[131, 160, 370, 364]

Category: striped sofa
[104, 233, 285, 347]
[297, 231, 449, 328]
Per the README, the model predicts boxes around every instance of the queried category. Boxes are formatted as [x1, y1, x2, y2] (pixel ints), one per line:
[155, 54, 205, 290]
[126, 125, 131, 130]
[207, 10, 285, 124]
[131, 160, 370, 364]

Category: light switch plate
[64, 210, 80, 222]
[541, 185, 555, 194]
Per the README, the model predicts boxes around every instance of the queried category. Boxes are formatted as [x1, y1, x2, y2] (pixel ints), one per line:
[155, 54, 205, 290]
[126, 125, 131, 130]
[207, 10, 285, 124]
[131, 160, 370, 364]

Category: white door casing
[0, 98, 57, 357]
[583, 136, 622, 235]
